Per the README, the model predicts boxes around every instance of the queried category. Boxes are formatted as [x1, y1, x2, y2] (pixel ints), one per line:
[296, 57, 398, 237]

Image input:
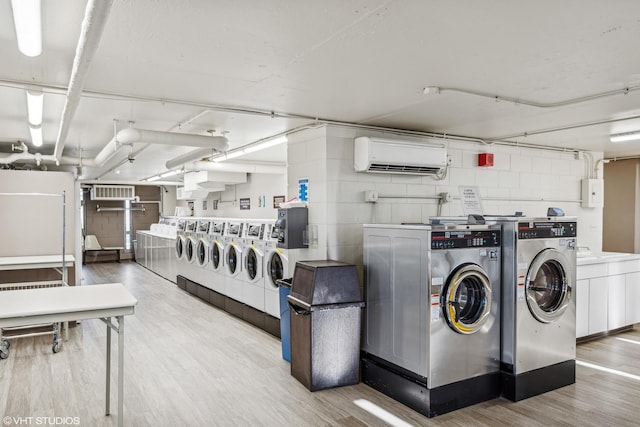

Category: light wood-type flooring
[2, 261, 640, 426]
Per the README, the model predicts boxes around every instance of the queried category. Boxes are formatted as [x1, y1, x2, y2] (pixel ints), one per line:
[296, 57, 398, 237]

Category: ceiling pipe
[184, 161, 286, 174]
[53, 0, 114, 160]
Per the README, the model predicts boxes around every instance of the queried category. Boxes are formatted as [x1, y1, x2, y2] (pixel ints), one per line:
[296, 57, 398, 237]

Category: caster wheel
[52, 343, 61, 354]
[2, 340, 9, 349]
[0, 349, 8, 360]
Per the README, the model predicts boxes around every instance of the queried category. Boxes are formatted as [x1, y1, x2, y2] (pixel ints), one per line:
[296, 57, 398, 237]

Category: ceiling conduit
[54, 0, 114, 161]
[183, 161, 286, 174]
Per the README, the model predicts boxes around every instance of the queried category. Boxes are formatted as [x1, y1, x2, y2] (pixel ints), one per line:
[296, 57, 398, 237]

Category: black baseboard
[264, 315, 281, 338]
[224, 297, 244, 318]
[502, 360, 575, 402]
[361, 353, 501, 418]
[243, 305, 265, 329]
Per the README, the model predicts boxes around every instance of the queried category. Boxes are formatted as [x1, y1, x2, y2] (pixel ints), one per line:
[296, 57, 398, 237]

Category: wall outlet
[364, 190, 379, 202]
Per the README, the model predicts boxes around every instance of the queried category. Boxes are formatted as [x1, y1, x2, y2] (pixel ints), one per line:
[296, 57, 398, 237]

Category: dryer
[175, 218, 189, 281]
[264, 221, 289, 319]
[361, 223, 502, 417]
[207, 218, 227, 295]
[193, 219, 211, 285]
[241, 220, 267, 311]
[224, 219, 245, 305]
[181, 219, 200, 283]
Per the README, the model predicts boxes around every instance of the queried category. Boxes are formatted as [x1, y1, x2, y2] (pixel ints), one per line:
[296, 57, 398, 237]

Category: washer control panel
[431, 230, 501, 250]
[517, 221, 577, 239]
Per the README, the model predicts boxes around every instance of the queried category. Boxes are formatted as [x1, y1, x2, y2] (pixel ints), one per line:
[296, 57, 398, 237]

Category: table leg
[105, 317, 111, 416]
[117, 315, 124, 427]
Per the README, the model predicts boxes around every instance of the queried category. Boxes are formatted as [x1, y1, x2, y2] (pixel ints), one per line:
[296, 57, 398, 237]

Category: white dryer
[175, 218, 189, 280]
[224, 219, 245, 304]
[193, 219, 211, 285]
[182, 219, 200, 283]
[207, 218, 227, 295]
[264, 221, 289, 319]
[241, 221, 267, 311]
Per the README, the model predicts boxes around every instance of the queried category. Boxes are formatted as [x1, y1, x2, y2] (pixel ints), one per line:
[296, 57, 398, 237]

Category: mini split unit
[353, 137, 447, 175]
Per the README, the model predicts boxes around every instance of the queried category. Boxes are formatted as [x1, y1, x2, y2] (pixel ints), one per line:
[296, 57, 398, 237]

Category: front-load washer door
[186, 237, 197, 263]
[244, 246, 263, 282]
[196, 239, 209, 267]
[226, 244, 241, 277]
[176, 236, 185, 259]
[442, 263, 492, 335]
[525, 248, 572, 323]
[266, 251, 284, 288]
[211, 241, 223, 271]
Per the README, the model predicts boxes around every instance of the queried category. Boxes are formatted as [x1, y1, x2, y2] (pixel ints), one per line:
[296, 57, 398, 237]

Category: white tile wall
[287, 124, 604, 270]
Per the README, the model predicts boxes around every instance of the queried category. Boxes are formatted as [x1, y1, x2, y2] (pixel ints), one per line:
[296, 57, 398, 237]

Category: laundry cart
[287, 260, 364, 391]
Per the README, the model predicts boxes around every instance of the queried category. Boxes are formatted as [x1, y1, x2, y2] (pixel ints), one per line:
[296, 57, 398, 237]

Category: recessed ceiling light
[610, 131, 640, 143]
[11, 0, 42, 57]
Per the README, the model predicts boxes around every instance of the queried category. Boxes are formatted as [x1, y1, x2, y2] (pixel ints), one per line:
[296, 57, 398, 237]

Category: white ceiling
[2, 0, 640, 183]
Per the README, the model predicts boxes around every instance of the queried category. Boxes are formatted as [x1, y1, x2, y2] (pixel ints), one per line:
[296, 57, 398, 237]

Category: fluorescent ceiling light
[26, 89, 43, 126]
[160, 170, 181, 178]
[146, 175, 161, 182]
[610, 131, 640, 143]
[29, 125, 42, 147]
[244, 135, 288, 153]
[213, 150, 246, 163]
[11, 0, 42, 57]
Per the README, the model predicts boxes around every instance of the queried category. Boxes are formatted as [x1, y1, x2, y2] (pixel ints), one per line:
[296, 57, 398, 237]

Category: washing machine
[207, 218, 227, 295]
[193, 219, 211, 285]
[181, 219, 200, 283]
[241, 220, 267, 312]
[264, 220, 289, 319]
[224, 219, 245, 306]
[361, 223, 502, 417]
[430, 213, 578, 401]
[500, 216, 577, 401]
[175, 218, 188, 281]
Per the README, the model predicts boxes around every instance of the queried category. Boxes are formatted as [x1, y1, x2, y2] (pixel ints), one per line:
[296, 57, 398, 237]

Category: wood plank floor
[2, 261, 640, 426]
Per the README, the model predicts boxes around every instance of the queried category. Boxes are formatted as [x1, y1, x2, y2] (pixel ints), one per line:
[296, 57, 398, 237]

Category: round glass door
[227, 247, 238, 274]
[525, 249, 571, 323]
[196, 240, 207, 266]
[175, 237, 184, 259]
[186, 238, 195, 262]
[211, 244, 221, 269]
[246, 249, 258, 280]
[442, 264, 492, 334]
[268, 252, 284, 288]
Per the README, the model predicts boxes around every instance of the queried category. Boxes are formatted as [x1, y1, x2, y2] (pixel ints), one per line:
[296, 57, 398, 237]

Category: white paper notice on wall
[458, 186, 484, 216]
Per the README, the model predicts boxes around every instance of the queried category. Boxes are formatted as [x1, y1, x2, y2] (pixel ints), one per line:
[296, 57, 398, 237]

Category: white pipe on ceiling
[53, 0, 114, 160]
[183, 161, 286, 174]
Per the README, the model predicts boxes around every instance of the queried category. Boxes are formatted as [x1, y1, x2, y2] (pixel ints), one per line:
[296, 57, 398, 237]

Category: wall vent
[90, 185, 136, 200]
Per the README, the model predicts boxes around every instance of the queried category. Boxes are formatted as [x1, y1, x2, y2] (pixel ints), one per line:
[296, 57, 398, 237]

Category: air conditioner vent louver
[354, 137, 447, 176]
[90, 185, 135, 200]
[368, 164, 443, 174]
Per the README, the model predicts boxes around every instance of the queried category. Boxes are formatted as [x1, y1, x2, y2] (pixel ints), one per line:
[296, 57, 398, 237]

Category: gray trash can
[287, 260, 364, 391]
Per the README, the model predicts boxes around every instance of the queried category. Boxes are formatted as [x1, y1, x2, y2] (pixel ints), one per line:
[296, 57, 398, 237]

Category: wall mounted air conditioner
[354, 137, 447, 175]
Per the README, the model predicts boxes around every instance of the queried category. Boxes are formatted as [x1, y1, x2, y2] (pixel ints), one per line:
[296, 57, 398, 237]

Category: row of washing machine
[361, 213, 577, 417]
[174, 216, 291, 327]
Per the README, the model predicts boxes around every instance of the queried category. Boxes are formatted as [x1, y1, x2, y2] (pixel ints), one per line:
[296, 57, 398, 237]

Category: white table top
[0, 255, 76, 271]
[0, 283, 137, 327]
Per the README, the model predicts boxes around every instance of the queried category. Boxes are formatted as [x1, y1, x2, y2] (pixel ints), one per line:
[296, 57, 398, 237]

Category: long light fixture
[610, 131, 640, 143]
[29, 125, 43, 147]
[10, 0, 42, 57]
[145, 169, 183, 182]
[26, 89, 43, 126]
[213, 134, 288, 163]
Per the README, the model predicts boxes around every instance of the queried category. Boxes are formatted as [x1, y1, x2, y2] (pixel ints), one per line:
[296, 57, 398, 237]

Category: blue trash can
[277, 278, 292, 362]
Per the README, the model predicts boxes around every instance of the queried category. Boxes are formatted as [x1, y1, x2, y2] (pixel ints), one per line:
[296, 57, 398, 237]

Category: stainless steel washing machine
[430, 214, 578, 401]
[501, 216, 577, 401]
[361, 223, 502, 417]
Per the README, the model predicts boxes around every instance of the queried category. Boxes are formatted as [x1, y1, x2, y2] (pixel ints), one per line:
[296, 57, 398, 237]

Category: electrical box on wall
[581, 179, 604, 208]
[478, 153, 494, 167]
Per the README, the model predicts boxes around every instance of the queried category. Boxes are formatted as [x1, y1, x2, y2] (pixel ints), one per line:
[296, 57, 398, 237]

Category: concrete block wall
[287, 124, 604, 275]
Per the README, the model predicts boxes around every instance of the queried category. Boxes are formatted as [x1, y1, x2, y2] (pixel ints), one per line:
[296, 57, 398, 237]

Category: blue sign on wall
[298, 177, 309, 202]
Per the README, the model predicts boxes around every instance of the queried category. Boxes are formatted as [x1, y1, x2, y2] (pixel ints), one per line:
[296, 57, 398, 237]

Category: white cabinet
[575, 279, 589, 338]
[626, 272, 640, 325]
[576, 254, 640, 339]
[588, 277, 609, 335]
[607, 275, 626, 330]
